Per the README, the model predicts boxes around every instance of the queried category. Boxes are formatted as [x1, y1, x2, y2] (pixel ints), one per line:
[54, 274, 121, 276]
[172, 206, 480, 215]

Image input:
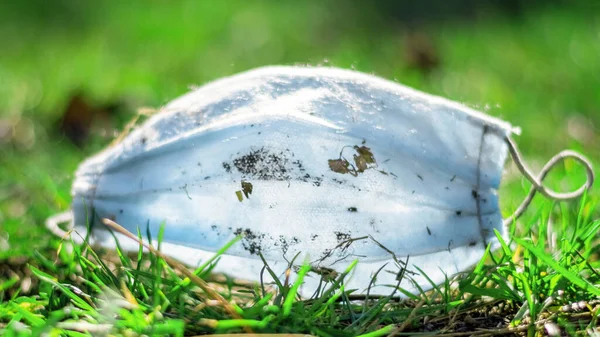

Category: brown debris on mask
[328, 158, 352, 175]
[328, 144, 377, 176]
[236, 181, 254, 202]
[241, 181, 253, 198]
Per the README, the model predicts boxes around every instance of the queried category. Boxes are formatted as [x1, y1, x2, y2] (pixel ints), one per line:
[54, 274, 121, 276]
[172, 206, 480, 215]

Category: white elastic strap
[503, 136, 595, 226]
[45, 210, 74, 239]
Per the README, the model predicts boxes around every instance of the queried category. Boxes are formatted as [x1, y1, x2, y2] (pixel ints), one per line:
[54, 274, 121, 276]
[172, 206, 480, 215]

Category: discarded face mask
[47, 66, 594, 296]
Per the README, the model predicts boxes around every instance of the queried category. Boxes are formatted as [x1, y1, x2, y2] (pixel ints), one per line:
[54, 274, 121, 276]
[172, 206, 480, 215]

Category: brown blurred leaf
[57, 91, 121, 147]
[404, 31, 440, 73]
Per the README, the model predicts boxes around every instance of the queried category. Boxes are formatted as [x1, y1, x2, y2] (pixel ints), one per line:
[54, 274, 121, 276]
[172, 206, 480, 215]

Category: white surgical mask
[47, 66, 594, 296]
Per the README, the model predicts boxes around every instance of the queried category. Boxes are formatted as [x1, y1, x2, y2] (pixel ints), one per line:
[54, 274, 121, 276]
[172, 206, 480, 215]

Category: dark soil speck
[334, 231, 351, 243]
[224, 147, 322, 186]
[232, 147, 290, 180]
[234, 228, 265, 255]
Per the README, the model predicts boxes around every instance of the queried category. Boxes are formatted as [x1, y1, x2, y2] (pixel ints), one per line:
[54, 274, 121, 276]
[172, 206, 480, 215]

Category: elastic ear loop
[45, 210, 74, 239]
[503, 136, 595, 227]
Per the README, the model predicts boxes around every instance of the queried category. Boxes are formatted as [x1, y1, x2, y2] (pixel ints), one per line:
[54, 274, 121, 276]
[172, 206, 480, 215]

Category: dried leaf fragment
[235, 190, 243, 202]
[353, 145, 376, 172]
[241, 181, 253, 198]
[354, 145, 376, 164]
[328, 159, 351, 174]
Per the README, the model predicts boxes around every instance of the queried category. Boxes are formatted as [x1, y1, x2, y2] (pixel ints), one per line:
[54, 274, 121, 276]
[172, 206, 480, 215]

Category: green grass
[0, 1, 599, 335]
[1, 198, 599, 335]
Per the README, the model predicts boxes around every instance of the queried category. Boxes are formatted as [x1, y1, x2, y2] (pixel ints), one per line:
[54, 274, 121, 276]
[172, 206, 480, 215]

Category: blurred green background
[0, 0, 598, 259]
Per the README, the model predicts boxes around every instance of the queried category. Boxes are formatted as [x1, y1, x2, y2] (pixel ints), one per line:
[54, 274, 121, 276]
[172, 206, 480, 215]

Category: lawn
[0, 1, 599, 336]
